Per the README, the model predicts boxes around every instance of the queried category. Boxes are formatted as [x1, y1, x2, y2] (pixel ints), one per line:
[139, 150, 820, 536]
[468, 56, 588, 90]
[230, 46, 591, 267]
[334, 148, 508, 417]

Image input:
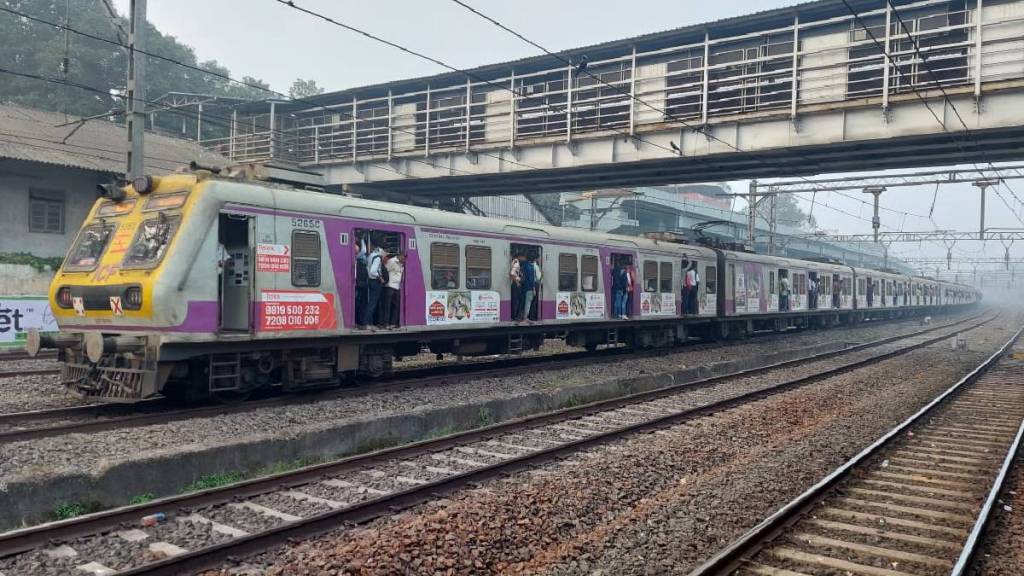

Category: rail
[0, 312, 996, 575]
[687, 322, 1024, 576]
[202, 1, 1024, 165]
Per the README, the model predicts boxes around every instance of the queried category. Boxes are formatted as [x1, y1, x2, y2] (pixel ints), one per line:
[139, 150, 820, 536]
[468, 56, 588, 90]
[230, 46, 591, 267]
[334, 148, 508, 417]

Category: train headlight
[124, 286, 143, 310]
[131, 175, 158, 195]
[56, 287, 73, 309]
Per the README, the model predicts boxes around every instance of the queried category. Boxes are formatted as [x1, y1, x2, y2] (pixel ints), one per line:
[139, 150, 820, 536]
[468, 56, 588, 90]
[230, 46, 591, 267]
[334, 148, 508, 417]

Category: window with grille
[431, 242, 459, 289]
[770, 271, 776, 294]
[643, 260, 658, 292]
[581, 255, 598, 292]
[659, 262, 673, 293]
[465, 245, 491, 290]
[291, 230, 321, 287]
[29, 189, 65, 234]
[558, 253, 578, 291]
[705, 266, 717, 294]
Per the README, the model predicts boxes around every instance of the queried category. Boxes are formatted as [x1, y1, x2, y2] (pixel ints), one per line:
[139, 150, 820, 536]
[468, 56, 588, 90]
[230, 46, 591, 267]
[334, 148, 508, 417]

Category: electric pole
[125, 0, 147, 180]
[863, 186, 886, 243]
[973, 179, 1000, 240]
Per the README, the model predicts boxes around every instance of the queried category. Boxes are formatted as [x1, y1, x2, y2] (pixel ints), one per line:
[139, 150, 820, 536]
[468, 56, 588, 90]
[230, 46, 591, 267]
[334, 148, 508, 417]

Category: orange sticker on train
[258, 290, 336, 331]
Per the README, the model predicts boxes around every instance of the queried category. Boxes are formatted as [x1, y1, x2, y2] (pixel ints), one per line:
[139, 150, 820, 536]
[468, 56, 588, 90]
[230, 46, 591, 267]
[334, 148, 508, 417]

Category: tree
[288, 78, 324, 99]
[0, 0, 273, 125]
[740, 192, 816, 230]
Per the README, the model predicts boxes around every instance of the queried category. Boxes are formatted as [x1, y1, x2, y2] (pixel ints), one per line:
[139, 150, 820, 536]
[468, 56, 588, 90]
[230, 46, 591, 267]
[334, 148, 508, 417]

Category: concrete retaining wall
[0, 340, 849, 529]
[0, 264, 53, 296]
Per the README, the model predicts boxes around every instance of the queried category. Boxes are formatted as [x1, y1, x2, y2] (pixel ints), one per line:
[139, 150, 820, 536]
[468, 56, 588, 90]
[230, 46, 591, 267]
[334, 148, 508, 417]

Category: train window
[769, 271, 776, 294]
[659, 262, 673, 292]
[558, 253, 578, 291]
[581, 255, 599, 292]
[643, 260, 658, 292]
[64, 222, 115, 271]
[465, 245, 492, 290]
[122, 214, 181, 269]
[857, 278, 866, 295]
[291, 230, 321, 287]
[430, 243, 459, 289]
[705, 266, 717, 294]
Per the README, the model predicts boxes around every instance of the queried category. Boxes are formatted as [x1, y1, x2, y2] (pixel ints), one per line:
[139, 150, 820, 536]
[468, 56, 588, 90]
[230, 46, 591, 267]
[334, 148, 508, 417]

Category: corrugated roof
[0, 103, 227, 175]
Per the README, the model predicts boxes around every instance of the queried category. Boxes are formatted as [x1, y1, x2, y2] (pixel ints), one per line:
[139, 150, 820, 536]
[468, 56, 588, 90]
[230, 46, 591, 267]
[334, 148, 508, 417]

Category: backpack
[379, 257, 390, 284]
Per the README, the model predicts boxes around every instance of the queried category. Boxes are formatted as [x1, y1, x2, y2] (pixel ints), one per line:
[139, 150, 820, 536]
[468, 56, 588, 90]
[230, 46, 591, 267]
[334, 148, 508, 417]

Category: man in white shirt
[509, 254, 523, 321]
[382, 252, 406, 328]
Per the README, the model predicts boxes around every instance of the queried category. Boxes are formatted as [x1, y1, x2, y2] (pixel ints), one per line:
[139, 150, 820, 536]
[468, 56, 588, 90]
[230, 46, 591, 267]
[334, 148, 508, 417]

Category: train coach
[29, 170, 980, 402]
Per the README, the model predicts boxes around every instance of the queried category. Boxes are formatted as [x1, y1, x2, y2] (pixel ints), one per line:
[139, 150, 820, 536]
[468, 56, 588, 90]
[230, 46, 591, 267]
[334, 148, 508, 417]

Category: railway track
[689, 327, 1024, 576]
[0, 368, 59, 381]
[0, 312, 979, 445]
[0, 313, 1001, 575]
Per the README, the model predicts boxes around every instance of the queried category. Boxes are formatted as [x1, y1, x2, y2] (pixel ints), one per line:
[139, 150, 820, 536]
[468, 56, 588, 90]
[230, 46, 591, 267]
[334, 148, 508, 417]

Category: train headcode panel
[258, 291, 336, 331]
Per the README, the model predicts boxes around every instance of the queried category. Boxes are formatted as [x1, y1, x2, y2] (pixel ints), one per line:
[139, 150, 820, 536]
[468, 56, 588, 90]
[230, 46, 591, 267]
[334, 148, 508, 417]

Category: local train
[30, 170, 981, 402]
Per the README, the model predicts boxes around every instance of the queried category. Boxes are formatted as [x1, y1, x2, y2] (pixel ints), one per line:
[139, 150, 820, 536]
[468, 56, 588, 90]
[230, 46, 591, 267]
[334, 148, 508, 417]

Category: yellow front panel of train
[50, 175, 200, 322]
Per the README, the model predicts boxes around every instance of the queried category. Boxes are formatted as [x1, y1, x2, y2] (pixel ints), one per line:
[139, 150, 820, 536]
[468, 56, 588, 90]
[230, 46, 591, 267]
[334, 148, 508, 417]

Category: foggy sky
[111, 0, 1024, 271]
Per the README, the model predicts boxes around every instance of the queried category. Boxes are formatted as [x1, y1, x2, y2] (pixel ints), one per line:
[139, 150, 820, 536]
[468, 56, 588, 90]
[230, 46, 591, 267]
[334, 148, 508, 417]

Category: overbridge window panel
[659, 262, 673, 293]
[465, 245, 492, 290]
[581, 255, 599, 292]
[516, 72, 568, 139]
[643, 260, 658, 293]
[664, 48, 705, 120]
[847, 19, 887, 99]
[291, 230, 322, 287]
[573, 62, 632, 134]
[558, 253, 578, 291]
[430, 242, 460, 290]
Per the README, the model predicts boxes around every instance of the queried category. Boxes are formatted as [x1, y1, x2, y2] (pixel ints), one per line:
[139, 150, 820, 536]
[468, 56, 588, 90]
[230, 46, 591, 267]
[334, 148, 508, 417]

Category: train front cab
[36, 175, 200, 401]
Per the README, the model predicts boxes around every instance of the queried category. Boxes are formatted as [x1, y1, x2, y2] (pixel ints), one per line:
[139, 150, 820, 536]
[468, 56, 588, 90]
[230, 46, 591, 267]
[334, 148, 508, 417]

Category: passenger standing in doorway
[612, 262, 628, 319]
[529, 255, 542, 321]
[625, 264, 635, 319]
[682, 261, 693, 315]
[808, 275, 818, 310]
[354, 237, 368, 327]
[509, 253, 523, 322]
[519, 253, 537, 322]
[383, 252, 405, 328]
[364, 240, 385, 330]
[779, 273, 791, 311]
[688, 263, 700, 314]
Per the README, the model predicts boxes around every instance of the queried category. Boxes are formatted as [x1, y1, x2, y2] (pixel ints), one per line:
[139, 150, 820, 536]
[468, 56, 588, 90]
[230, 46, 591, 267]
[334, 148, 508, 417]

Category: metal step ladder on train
[507, 334, 524, 355]
[607, 328, 619, 347]
[208, 354, 241, 392]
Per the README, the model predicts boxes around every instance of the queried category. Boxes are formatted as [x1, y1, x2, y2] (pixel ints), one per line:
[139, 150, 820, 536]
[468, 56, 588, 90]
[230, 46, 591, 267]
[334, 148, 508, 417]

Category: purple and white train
[33, 171, 981, 402]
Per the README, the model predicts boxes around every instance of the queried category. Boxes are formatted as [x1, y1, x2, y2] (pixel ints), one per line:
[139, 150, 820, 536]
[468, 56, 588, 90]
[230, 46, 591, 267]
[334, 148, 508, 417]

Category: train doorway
[354, 228, 403, 327]
[610, 253, 634, 318]
[219, 213, 253, 332]
[511, 243, 542, 321]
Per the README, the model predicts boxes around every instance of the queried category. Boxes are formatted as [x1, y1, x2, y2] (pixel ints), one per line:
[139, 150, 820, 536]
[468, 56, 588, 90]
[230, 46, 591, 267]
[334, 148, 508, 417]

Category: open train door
[219, 213, 254, 332]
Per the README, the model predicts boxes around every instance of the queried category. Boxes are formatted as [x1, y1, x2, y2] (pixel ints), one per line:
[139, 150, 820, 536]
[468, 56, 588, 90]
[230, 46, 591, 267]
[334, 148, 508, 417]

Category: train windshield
[122, 213, 181, 268]
[64, 222, 115, 271]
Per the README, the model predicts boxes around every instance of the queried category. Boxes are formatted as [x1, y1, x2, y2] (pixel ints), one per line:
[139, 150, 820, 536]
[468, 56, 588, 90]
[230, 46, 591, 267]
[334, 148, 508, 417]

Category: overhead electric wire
[446, 0, 935, 231]
[883, 0, 1024, 217]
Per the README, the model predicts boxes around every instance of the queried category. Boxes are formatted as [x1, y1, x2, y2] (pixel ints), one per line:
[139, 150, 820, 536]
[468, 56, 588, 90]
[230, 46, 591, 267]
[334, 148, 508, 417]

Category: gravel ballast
[0, 312, 978, 486]
[212, 311, 1018, 576]
[967, 455, 1024, 576]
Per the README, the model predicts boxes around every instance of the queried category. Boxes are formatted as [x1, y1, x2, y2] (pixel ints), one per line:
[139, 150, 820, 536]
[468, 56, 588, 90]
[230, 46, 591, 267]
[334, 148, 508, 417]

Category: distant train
[29, 170, 980, 402]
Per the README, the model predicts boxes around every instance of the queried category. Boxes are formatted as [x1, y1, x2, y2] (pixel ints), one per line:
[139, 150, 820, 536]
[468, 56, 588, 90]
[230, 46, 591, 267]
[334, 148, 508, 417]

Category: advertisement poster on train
[734, 269, 748, 313]
[255, 243, 290, 273]
[0, 296, 58, 348]
[699, 289, 716, 316]
[555, 292, 605, 319]
[258, 290, 336, 331]
[425, 290, 500, 324]
[640, 292, 675, 316]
